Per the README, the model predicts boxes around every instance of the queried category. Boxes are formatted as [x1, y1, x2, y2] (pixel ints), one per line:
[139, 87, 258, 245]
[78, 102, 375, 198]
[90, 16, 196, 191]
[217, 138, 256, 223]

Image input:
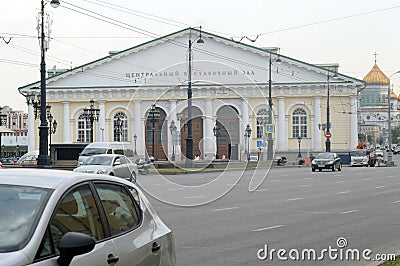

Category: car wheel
[129, 171, 136, 183]
[319, 168, 322, 172]
[312, 167, 315, 172]
[338, 164, 342, 171]
[332, 165, 335, 172]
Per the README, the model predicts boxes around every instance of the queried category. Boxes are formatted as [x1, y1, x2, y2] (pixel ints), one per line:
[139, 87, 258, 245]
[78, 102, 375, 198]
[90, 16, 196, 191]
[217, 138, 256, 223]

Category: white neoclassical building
[19, 28, 364, 161]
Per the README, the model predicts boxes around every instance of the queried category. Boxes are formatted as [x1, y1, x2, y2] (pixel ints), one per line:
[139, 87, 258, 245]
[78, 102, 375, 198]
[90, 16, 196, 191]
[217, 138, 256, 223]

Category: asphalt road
[138, 155, 400, 266]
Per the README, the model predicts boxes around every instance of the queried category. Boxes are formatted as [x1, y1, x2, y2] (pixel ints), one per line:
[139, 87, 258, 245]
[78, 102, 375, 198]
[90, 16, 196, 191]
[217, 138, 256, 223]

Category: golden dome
[363, 63, 390, 85]
[390, 90, 399, 99]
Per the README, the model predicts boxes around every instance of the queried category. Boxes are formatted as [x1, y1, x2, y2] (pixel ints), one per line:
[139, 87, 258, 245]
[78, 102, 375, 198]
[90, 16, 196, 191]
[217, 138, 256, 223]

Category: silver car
[74, 154, 138, 183]
[0, 169, 175, 266]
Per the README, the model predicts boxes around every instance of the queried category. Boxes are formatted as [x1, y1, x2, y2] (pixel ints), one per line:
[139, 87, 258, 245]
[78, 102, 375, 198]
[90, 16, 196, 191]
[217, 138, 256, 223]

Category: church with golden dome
[359, 55, 400, 146]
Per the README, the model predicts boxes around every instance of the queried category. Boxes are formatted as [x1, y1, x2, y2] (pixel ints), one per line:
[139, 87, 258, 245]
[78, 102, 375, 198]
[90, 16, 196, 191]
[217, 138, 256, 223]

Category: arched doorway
[216, 106, 240, 160]
[178, 107, 204, 159]
[145, 107, 167, 160]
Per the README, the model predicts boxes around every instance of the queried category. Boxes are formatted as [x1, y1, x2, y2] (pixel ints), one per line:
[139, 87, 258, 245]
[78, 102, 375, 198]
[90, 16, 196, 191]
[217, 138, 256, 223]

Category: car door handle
[152, 242, 161, 252]
[107, 254, 120, 264]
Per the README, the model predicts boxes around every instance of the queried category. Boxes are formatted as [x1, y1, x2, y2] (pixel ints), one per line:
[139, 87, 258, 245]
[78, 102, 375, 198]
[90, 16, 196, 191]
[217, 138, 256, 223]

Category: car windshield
[350, 150, 367, 156]
[81, 148, 107, 156]
[0, 185, 51, 252]
[316, 153, 334, 159]
[85, 156, 113, 165]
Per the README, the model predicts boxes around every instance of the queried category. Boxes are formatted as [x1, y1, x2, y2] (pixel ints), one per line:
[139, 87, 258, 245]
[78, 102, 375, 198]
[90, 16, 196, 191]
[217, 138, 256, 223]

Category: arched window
[292, 108, 307, 138]
[256, 108, 269, 138]
[77, 113, 91, 142]
[113, 112, 128, 142]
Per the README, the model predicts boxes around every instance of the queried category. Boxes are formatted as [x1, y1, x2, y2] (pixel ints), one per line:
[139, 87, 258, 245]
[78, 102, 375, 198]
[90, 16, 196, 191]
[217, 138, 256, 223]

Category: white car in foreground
[0, 169, 175, 266]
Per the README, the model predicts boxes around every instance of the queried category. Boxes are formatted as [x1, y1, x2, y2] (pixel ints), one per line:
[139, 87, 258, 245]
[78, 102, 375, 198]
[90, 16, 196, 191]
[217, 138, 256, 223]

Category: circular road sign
[325, 131, 331, 138]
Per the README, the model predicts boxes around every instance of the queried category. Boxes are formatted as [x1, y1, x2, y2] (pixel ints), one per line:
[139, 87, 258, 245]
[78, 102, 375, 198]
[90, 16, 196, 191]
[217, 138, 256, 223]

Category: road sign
[257, 141, 263, 147]
[325, 131, 331, 138]
[265, 124, 274, 134]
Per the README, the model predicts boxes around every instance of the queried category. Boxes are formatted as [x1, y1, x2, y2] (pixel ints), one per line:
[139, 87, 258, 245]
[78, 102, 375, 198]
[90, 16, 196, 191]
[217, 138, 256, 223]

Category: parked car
[350, 149, 375, 167]
[77, 142, 133, 166]
[0, 169, 175, 266]
[374, 149, 384, 157]
[16, 150, 38, 165]
[74, 154, 138, 183]
[311, 152, 342, 172]
[394, 145, 400, 155]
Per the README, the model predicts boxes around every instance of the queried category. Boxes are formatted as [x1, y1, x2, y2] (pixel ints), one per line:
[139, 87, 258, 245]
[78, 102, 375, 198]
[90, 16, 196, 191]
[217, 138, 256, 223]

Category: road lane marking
[154, 183, 165, 186]
[334, 181, 346, 184]
[392, 200, 400, 204]
[213, 207, 239, 212]
[337, 191, 350, 194]
[255, 188, 269, 192]
[169, 188, 184, 191]
[374, 188, 400, 195]
[286, 198, 303, 202]
[387, 175, 394, 178]
[305, 177, 313, 180]
[300, 184, 311, 187]
[355, 173, 362, 175]
[271, 179, 282, 182]
[185, 196, 205, 199]
[281, 174, 289, 177]
[253, 225, 286, 232]
[341, 210, 358, 215]
[363, 178, 373, 181]
[374, 186, 385, 189]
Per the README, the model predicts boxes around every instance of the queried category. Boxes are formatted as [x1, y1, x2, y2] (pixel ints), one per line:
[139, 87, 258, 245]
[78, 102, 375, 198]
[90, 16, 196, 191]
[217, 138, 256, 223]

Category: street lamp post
[133, 134, 137, 155]
[1, 144, 5, 158]
[16, 145, 20, 158]
[37, 0, 60, 167]
[0, 112, 7, 159]
[267, 52, 281, 160]
[47, 113, 57, 161]
[169, 120, 177, 161]
[245, 124, 252, 161]
[148, 104, 160, 160]
[83, 99, 100, 143]
[325, 71, 338, 152]
[213, 122, 220, 159]
[387, 71, 400, 166]
[297, 136, 302, 158]
[185, 27, 204, 168]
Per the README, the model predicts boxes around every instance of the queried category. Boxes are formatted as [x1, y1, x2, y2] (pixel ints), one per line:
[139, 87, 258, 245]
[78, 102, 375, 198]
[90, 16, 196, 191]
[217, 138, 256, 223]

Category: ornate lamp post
[297, 136, 302, 158]
[185, 27, 204, 168]
[16, 144, 20, 158]
[133, 134, 137, 155]
[213, 122, 220, 159]
[83, 99, 100, 143]
[245, 124, 252, 161]
[1, 144, 5, 158]
[37, 0, 60, 166]
[169, 120, 177, 161]
[267, 52, 281, 160]
[148, 104, 160, 160]
[47, 113, 57, 161]
[0, 112, 7, 159]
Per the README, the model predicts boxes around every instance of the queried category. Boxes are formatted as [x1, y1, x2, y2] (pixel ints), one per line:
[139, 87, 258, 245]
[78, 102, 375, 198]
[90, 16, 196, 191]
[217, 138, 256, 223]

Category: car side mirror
[114, 161, 121, 166]
[57, 232, 95, 266]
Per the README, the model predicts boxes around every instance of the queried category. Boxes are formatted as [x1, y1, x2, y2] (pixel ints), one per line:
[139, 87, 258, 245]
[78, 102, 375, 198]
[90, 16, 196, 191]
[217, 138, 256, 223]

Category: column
[277, 97, 286, 151]
[204, 98, 214, 159]
[241, 99, 249, 160]
[98, 100, 106, 142]
[62, 102, 71, 143]
[27, 103, 35, 152]
[314, 96, 322, 151]
[134, 101, 143, 156]
[350, 96, 358, 149]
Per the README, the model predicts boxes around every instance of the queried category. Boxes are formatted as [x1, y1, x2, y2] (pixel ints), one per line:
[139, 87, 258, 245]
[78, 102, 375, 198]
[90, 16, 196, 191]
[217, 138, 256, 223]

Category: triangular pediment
[19, 28, 364, 92]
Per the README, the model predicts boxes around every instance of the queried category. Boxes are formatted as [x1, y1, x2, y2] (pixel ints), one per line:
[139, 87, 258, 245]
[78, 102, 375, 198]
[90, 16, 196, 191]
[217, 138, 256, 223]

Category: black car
[311, 152, 342, 172]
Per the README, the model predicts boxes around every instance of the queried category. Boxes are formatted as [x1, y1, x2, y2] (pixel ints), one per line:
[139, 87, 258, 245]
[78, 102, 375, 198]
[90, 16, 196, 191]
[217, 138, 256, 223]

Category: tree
[392, 126, 400, 144]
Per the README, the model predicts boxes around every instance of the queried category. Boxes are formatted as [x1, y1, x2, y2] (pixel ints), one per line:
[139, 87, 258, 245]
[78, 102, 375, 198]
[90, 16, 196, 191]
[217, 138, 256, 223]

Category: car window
[119, 156, 128, 164]
[0, 185, 50, 253]
[94, 183, 141, 236]
[114, 157, 121, 165]
[114, 149, 124, 155]
[35, 184, 104, 261]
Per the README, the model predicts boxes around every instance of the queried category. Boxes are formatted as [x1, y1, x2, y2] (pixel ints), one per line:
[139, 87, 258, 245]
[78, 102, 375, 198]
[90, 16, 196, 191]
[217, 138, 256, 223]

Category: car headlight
[327, 161, 334, 165]
[96, 170, 105, 174]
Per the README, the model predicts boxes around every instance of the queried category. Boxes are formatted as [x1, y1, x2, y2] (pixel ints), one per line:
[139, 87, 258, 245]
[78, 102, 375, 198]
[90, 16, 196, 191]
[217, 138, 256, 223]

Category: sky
[2, 0, 400, 112]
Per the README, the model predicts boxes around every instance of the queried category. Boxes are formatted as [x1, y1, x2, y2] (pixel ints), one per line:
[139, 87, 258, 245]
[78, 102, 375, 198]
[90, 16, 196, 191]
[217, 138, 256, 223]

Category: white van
[77, 142, 133, 166]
